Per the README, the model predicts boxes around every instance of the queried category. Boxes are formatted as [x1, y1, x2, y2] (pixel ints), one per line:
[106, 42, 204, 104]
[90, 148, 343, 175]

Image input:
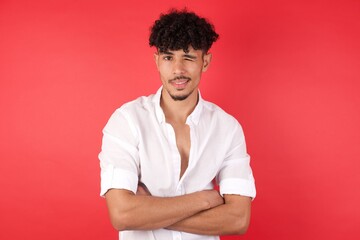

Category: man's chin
[166, 88, 195, 101]
[170, 94, 189, 101]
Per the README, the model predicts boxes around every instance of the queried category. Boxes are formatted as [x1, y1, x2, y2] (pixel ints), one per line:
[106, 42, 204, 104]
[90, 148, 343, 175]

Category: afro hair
[149, 9, 219, 53]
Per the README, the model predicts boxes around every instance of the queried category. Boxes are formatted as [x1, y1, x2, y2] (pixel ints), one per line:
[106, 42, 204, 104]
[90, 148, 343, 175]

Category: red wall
[1, 0, 359, 239]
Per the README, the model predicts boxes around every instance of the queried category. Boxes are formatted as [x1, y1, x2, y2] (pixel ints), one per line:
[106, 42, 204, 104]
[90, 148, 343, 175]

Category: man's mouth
[169, 77, 191, 89]
[173, 79, 189, 85]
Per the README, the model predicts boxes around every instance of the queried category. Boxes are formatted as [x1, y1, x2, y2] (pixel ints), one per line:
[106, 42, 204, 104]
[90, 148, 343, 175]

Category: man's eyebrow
[159, 51, 174, 55]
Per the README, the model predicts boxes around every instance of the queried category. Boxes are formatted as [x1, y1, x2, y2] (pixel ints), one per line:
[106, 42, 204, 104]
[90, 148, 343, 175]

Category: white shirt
[99, 87, 256, 240]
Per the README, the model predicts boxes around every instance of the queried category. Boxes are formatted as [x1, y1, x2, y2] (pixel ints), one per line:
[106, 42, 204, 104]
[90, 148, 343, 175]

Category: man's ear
[202, 53, 212, 72]
[154, 52, 160, 70]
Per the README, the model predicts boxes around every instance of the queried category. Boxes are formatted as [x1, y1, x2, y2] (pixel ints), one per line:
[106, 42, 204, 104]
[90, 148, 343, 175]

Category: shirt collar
[153, 86, 203, 125]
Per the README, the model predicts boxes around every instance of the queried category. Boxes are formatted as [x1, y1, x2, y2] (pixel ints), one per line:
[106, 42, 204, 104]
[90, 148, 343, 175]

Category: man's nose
[172, 59, 185, 74]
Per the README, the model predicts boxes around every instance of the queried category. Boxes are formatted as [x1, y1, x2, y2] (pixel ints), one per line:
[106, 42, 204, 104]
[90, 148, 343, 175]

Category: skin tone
[154, 46, 211, 178]
[105, 46, 252, 235]
[154, 46, 211, 104]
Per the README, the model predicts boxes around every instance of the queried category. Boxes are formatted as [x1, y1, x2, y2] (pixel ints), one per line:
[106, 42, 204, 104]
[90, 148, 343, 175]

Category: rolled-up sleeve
[99, 108, 140, 197]
[217, 122, 256, 199]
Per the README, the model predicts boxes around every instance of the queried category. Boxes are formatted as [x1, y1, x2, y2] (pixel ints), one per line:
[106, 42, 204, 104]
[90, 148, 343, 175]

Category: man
[99, 9, 256, 240]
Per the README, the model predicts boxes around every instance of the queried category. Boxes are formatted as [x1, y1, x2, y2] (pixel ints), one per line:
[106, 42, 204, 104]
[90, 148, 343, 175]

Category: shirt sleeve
[99, 108, 140, 197]
[216, 122, 256, 199]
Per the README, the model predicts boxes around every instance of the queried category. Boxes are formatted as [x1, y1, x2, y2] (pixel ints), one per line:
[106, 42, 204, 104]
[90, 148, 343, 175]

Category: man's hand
[167, 194, 252, 235]
[136, 183, 223, 209]
[197, 190, 224, 209]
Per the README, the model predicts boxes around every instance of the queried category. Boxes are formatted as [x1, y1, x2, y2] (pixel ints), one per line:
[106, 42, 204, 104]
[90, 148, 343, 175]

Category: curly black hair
[149, 9, 219, 53]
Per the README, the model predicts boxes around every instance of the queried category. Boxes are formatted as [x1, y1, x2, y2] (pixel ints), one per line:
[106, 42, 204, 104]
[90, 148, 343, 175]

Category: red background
[1, 0, 359, 239]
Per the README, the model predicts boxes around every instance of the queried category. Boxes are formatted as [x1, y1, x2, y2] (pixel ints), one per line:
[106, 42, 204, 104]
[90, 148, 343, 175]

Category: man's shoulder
[202, 99, 239, 125]
[201, 99, 245, 139]
[116, 92, 156, 113]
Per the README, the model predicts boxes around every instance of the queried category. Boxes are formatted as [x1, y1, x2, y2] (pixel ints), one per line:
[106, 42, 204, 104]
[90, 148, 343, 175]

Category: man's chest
[136, 122, 227, 196]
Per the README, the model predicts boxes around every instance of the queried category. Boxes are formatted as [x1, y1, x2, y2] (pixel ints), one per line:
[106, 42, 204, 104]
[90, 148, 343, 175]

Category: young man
[99, 9, 256, 240]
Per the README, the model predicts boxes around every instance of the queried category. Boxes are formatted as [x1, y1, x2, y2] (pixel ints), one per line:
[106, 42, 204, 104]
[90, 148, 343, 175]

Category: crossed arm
[105, 185, 251, 236]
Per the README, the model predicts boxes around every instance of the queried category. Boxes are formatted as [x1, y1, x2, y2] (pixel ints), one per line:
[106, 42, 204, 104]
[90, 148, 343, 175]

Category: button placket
[177, 122, 196, 191]
[165, 123, 181, 194]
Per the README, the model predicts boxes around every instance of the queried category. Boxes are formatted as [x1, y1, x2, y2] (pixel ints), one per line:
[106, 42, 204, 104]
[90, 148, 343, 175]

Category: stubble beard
[168, 89, 195, 101]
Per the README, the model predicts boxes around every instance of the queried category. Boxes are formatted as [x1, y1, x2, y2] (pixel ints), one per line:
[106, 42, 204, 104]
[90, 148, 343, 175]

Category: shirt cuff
[100, 165, 138, 197]
[219, 178, 256, 199]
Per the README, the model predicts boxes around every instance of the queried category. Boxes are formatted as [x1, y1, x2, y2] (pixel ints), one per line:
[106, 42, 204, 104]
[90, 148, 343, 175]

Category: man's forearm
[167, 194, 252, 236]
[105, 188, 224, 231]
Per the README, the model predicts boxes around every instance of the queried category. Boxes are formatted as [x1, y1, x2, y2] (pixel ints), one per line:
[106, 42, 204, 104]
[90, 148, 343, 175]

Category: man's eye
[163, 56, 172, 60]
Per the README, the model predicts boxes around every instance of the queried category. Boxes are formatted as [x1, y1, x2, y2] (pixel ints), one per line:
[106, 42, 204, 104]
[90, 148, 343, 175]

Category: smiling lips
[170, 77, 191, 89]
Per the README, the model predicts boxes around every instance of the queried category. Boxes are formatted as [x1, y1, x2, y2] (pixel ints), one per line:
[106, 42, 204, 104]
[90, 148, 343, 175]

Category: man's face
[154, 46, 211, 101]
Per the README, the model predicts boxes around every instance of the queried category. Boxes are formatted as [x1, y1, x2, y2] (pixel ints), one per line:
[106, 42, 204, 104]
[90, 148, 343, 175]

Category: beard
[168, 89, 194, 101]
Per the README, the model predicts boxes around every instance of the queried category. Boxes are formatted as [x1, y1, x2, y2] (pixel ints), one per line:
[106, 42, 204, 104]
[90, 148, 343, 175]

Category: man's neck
[160, 89, 198, 124]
